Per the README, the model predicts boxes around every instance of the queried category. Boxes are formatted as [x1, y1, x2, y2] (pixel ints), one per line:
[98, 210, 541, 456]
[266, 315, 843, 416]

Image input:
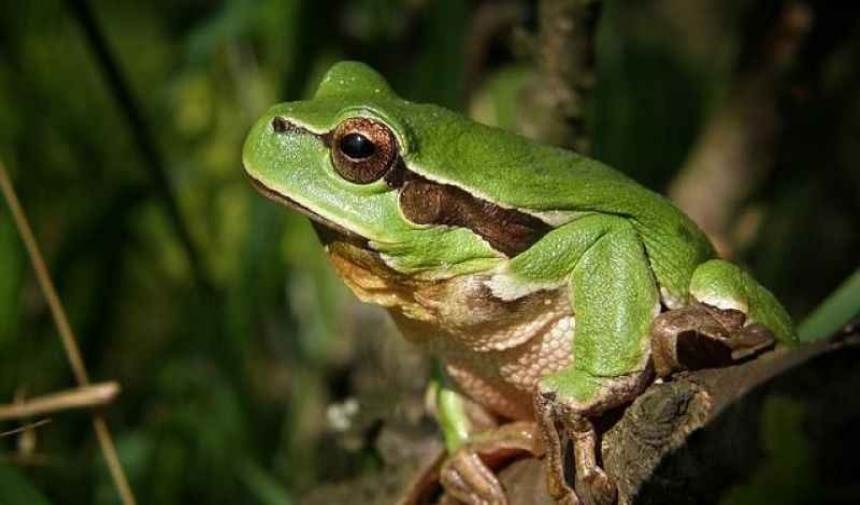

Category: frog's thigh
[540, 220, 658, 407]
[690, 259, 796, 343]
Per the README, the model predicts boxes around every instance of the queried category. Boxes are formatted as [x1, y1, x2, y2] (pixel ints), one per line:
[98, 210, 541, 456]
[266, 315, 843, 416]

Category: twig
[0, 419, 52, 438]
[518, 0, 601, 152]
[0, 165, 89, 387]
[0, 160, 137, 505]
[483, 337, 853, 505]
[2, 419, 52, 467]
[0, 383, 120, 421]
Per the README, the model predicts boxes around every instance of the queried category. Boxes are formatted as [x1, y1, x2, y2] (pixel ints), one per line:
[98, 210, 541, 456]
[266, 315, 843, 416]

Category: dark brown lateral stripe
[397, 170, 552, 257]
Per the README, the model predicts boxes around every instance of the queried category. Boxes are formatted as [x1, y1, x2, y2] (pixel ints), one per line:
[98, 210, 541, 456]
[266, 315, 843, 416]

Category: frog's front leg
[532, 218, 660, 505]
[651, 259, 797, 377]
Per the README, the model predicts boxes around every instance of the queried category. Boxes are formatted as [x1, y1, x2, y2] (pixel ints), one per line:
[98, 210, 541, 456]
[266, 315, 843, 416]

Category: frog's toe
[727, 323, 776, 359]
[577, 466, 616, 505]
[556, 491, 582, 505]
[440, 449, 508, 505]
[651, 303, 775, 377]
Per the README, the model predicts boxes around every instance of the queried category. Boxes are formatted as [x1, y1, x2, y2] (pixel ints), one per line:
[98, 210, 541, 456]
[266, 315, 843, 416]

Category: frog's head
[244, 62, 553, 279]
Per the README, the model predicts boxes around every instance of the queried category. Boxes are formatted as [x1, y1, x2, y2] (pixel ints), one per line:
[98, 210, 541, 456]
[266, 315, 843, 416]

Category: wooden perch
[301, 327, 858, 505]
[0, 382, 121, 421]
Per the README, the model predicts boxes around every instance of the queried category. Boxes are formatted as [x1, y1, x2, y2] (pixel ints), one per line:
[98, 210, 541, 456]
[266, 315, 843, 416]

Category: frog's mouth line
[247, 173, 370, 249]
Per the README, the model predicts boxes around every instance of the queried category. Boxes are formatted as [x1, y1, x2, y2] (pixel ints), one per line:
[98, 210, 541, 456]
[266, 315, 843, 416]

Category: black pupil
[339, 133, 375, 159]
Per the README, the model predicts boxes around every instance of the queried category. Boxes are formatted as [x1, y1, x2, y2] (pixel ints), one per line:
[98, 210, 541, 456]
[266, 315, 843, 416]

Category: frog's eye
[331, 117, 397, 184]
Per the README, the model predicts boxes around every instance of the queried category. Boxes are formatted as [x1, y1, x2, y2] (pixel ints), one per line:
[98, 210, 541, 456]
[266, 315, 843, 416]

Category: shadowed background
[0, 1, 857, 504]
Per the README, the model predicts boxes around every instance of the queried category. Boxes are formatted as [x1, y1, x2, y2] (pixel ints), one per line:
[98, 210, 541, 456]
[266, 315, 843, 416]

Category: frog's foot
[569, 417, 615, 505]
[533, 372, 648, 505]
[533, 392, 581, 505]
[439, 422, 540, 505]
[441, 450, 506, 505]
[651, 302, 775, 377]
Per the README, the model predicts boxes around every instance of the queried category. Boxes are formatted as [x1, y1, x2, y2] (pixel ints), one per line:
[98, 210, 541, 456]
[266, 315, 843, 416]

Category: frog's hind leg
[439, 421, 541, 505]
[651, 259, 796, 377]
[535, 218, 660, 505]
[433, 372, 541, 505]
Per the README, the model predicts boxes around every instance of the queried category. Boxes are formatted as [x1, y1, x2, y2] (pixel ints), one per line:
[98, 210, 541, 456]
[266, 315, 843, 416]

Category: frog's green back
[400, 104, 715, 300]
[298, 62, 717, 299]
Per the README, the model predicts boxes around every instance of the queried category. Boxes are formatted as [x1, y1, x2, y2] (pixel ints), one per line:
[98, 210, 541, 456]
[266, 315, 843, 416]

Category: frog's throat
[247, 172, 369, 248]
[326, 239, 430, 317]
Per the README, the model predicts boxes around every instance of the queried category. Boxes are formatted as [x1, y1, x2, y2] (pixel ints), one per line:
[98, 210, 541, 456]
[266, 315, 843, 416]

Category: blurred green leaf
[469, 65, 534, 130]
[0, 212, 23, 348]
[0, 462, 55, 505]
[239, 459, 294, 505]
[799, 268, 860, 342]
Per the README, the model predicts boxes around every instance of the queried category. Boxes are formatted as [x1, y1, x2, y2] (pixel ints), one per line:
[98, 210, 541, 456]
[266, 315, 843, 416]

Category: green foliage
[0, 214, 23, 350]
[0, 462, 54, 505]
[799, 268, 860, 342]
[592, 0, 718, 189]
[0, 1, 857, 504]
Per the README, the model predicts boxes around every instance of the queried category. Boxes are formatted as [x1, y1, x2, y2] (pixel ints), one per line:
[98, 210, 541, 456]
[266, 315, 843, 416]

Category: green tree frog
[243, 62, 797, 505]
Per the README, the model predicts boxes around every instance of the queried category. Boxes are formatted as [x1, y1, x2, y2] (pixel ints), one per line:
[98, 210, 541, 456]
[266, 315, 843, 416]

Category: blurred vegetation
[0, 1, 857, 504]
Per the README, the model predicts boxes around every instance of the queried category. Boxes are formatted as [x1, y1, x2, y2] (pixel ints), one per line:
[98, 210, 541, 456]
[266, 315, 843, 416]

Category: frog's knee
[536, 367, 652, 417]
[690, 260, 797, 344]
[690, 260, 750, 312]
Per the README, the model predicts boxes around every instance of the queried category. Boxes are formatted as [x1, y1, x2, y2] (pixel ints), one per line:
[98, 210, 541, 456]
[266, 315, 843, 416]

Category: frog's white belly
[325, 244, 575, 420]
[438, 316, 573, 420]
[390, 280, 575, 421]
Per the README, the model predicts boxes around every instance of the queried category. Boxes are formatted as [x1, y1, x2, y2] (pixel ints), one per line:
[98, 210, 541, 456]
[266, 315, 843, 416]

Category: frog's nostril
[272, 117, 288, 133]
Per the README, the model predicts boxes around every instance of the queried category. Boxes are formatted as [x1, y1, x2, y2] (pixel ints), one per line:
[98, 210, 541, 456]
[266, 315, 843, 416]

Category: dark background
[0, 1, 857, 504]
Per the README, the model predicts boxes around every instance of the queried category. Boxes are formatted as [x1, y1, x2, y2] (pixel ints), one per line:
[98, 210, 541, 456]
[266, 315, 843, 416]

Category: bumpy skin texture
[243, 62, 797, 505]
